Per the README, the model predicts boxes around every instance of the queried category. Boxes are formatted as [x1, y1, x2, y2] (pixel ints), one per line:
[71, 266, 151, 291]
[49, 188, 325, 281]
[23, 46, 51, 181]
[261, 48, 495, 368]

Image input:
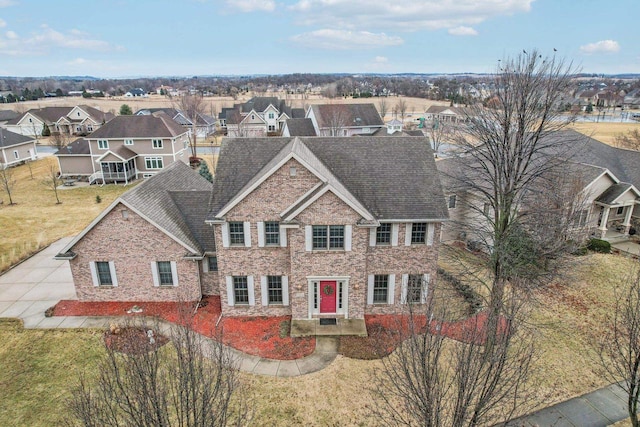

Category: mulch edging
[51, 296, 315, 361]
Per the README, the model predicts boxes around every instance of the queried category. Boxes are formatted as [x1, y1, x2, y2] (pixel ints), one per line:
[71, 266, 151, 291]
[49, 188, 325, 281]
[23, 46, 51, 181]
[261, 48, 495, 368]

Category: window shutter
[422, 274, 430, 304]
[369, 228, 376, 247]
[226, 276, 234, 306]
[89, 262, 99, 287]
[247, 275, 255, 306]
[108, 261, 118, 287]
[404, 223, 412, 246]
[151, 262, 159, 287]
[367, 275, 374, 305]
[345, 225, 352, 251]
[243, 222, 251, 247]
[221, 223, 230, 248]
[305, 225, 313, 251]
[260, 276, 268, 306]
[427, 223, 435, 246]
[388, 274, 396, 304]
[391, 224, 399, 246]
[401, 274, 408, 304]
[280, 227, 287, 247]
[171, 261, 179, 287]
[203, 258, 209, 273]
[282, 276, 289, 306]
[257, 222, 265, 247]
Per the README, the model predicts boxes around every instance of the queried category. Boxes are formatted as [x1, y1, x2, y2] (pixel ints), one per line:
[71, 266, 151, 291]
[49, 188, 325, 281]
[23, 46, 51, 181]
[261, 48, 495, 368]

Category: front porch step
[290, 318, 367, 338]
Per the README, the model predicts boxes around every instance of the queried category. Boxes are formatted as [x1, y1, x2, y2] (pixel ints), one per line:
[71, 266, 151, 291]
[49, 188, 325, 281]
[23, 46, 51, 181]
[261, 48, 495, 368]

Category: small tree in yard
[614, 129, 640, 151]
[199, 162, 213, 183]
[42, 162, 62, 204]
[67, 318, 250, 427]
[174, 93, 206, 158]
[0, 164, 16, 205]
[599, 263, 640, 427]
[119, 104, 133, 115]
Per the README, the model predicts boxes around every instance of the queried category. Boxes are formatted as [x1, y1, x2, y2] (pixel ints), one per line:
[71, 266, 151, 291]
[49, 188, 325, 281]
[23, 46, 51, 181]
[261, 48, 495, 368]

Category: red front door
[319, 281, 337, 313]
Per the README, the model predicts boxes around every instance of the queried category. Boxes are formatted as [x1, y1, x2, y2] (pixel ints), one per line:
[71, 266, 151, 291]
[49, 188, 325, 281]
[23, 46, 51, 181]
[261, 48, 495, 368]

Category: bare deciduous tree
[599, 264, 640, 427]
[614, 129, 640, 151]
[375, 278, 538, 426]
[324, 104, 350, 136]
[174, 93, 206, 158]
[0, 164, 16, 205]
[396, 98, 408, 122]
[42, 161, 62, 204]
[51, 131, 72, 151]
[428, 118, 454, 157]
[378, 98, 388, 120]
[67, 318, 250, 427]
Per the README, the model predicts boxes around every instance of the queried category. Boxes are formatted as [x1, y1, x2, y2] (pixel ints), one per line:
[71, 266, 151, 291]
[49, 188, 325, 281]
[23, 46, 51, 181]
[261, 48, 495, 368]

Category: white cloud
[0, 24, 121, 55]
[374, 56, 388, 63]
[288, 0, 533, 32]
[0, 0, 17, 7]
[290, 29, 403, 50]
[0, 18, 6, 27]
[68, 57, 87, 65]
[448, 26, 478, 36]
[226, 0, 275, 12]
[580, 39, 620, 54]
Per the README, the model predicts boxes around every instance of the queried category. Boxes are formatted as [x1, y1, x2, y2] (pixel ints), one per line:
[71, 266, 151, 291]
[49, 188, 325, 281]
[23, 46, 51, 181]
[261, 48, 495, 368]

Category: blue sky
[0, 0, 637, 77]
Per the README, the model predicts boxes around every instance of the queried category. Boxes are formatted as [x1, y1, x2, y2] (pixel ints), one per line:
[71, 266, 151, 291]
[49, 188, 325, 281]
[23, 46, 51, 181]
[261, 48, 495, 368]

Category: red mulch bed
[51, 296, 315, 360]
[340, 312, 509, 360]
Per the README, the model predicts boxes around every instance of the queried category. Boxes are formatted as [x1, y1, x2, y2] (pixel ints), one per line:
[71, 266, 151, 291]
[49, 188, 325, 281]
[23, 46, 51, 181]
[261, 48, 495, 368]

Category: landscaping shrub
[437, 267, 483, 314]
[587, 238, 611, 254]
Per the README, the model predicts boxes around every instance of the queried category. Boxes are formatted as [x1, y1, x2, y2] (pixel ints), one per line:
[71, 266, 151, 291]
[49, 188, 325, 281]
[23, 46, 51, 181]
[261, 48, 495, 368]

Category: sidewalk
[0, 237, 337, 377]
[509, 381, 631, 426]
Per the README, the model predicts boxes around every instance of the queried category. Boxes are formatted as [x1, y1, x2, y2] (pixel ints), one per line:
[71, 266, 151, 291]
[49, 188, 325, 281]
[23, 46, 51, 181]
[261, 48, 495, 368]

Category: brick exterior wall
[214, 158, 441, 319]
[70, 203, 201, 302]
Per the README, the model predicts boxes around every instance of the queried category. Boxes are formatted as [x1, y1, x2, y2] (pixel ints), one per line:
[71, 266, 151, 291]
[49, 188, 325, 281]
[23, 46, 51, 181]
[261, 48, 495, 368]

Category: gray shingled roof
[311, 104, 384, 129]
[55, 138, 90, 155]
[241, 97, 280, 113]
[595, 183, 633, 205]
[87, 114, 186, 139]
[209, 137, 448, 221]
[285, 118, 317, 136]
[79, 105, 115, 123]
[0, 110, 19, 122]
[7, 107, 72, 125]
[120, 162, 213, 254]
[0, 128, 34, 148]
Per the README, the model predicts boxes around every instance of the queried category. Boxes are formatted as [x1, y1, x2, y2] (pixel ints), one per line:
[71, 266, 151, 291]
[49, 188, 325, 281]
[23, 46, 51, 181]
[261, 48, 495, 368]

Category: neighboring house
[438, 130, 640, 246]
[623, 88, 640, 109]
[55, 113, 190, 183]
[370, 119, 425, 137]
[306, 103, 384, 136]
[281, 118, 317, 137]
[0, 128, 37, 168]
[5, 106, 113, 136]
[124, 88, 147, 97]
[56, 136, 448, 323]
[220, 97, 303, 137]
[136, 108, 216, 139]
[424, 105, 468, 125]
[0, 110, 19, 128]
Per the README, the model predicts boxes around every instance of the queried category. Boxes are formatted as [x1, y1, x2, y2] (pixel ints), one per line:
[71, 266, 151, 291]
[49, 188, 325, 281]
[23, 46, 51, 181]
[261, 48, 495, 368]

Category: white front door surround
[307, 276, 350, 319]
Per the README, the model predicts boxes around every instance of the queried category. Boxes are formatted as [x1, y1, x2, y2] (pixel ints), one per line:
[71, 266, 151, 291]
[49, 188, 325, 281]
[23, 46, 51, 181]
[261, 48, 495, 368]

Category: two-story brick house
[55, 113, 190, 183]
[56, 136, 448, 324]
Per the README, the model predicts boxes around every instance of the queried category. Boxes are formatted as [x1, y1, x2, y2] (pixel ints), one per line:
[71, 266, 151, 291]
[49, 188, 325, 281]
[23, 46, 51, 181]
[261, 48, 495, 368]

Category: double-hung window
[152, 139, 163, 149]
[229, 222, 245, 245]
[411, 223, 427, 244]
[97, 140, 108, 149]
[407, 274, 423, 304]
[312, 225, 344, 250]
[207, 256, 218, 272]
[376, 223, 391, 245]
[267, 276, 283, 304]
[373, 275, 389, 303]
[264, 221, 280, 246]
[157, 261, 174, 286]
[233, 276, 249, 305]
[96, 261, 113, 286]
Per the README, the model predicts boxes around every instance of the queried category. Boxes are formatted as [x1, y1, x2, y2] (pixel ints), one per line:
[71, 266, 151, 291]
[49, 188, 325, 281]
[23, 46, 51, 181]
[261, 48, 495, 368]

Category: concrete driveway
[0, 237, 96, 328]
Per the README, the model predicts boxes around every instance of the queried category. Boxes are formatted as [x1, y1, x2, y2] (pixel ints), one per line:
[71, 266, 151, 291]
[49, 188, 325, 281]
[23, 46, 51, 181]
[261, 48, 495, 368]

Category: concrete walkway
[509, 381, 631, 426]
[0, 237, 338, 377]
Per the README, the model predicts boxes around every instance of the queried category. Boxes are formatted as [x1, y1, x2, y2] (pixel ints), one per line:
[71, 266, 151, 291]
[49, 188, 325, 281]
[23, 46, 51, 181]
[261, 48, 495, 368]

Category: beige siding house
[55, 113, 190, 183]
[0, 128, 37, 168]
